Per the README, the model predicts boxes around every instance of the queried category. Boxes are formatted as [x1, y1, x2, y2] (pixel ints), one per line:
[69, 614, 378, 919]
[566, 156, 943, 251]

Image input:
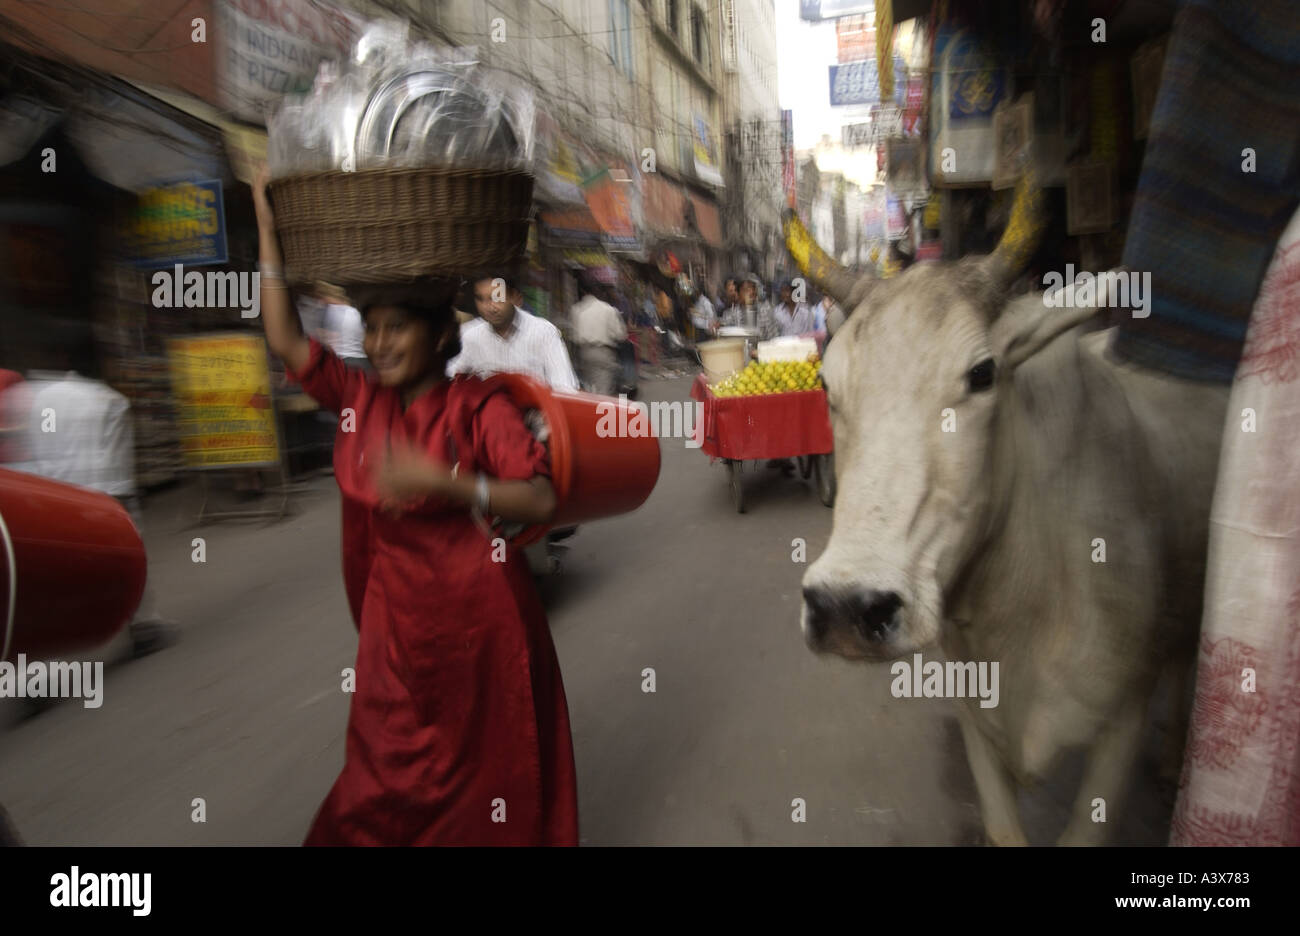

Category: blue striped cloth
[1113, 0, 1300, 382]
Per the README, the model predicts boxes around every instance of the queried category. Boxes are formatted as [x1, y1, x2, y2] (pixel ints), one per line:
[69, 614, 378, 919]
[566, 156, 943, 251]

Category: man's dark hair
[471, 272, 518, 294]
[575, 274, 600, 300]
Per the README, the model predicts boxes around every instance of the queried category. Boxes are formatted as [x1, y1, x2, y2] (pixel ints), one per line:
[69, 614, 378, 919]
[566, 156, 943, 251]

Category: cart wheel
[814, 453, 836, 507]
[796, 455, 813, 479]
[727, 460, 746, 513]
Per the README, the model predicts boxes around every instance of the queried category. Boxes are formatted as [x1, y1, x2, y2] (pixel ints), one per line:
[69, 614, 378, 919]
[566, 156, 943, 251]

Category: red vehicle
[0, 468, 146, 846]
[0, 468, 145, 666]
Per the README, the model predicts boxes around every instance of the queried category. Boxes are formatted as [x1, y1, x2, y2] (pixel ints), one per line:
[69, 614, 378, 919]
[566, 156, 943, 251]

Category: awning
[128, 83, 267, 185]
[0, 83, 228, 193]
[688, 194, 724, 248]
[2, 2, 217, 106]
[641, 175, 724, 250]
[539, 208, 604, 248]
[642, 175, 688, 239]
[0, 97, 61, 167]
[561, 247, 619, 284]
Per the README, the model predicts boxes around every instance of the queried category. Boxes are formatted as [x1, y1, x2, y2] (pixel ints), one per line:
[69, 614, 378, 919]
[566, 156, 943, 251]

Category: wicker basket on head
[269, 167, 534, 285]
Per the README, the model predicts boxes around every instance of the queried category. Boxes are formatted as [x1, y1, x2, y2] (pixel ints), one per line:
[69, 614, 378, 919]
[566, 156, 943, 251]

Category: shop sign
[886, 194, 907, 239]
[167, 333, 280, 469]
[843, 122, 872, 148]
[535, 113, 589, 206]
[836, 16, 873, 63]
[829, 58, 906, 107]
[781, 110, 796, 206]
[946, 33, 1005, 120]
[721, 0, 738, 73]
[583, 168, 640, 251]
[801, 0, 875, 22]
[127, 180, 228, 268]
[902, 76, 926, 134]
[540, 209, 603, 247]
[868, 106, 903, 139]
[563, 249, 618, 284]
[216, 0, 364, 123]
[863, 187, 886, 239]
[693, 115, 723, 187]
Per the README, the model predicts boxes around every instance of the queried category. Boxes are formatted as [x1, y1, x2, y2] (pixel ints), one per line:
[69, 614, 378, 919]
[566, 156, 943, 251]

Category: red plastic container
[0, 468, 146, 661]
[493, 375, 661, 545]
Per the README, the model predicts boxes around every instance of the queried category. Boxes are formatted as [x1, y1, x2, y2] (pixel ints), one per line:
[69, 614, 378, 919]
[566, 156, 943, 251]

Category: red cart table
[690, 373, 835, 513]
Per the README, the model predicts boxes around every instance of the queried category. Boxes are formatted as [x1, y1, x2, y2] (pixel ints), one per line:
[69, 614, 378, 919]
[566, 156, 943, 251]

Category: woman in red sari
[253, 172, 578, 846]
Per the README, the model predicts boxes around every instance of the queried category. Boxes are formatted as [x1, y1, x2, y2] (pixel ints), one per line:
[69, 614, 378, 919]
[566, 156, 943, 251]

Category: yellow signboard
[167, 333, 281, 468]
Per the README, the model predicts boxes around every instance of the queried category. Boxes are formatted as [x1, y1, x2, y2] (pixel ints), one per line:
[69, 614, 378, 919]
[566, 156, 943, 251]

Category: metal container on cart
[717, 325, 759, 362]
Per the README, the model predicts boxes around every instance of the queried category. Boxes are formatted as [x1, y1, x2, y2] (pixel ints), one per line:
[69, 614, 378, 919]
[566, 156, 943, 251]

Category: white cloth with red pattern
[1171, 207, 1300, 845]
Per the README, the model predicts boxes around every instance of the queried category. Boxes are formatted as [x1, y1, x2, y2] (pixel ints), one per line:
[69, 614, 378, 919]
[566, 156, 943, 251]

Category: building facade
[719, 0, 782, 281]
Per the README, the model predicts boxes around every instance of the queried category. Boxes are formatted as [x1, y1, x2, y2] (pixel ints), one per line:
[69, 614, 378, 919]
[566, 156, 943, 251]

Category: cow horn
[783, 208, 873, 309]
[984, 164, 1047, 285]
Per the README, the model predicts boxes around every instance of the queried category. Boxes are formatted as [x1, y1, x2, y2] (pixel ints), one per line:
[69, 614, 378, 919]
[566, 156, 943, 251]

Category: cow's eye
[967, 358, 996, 393]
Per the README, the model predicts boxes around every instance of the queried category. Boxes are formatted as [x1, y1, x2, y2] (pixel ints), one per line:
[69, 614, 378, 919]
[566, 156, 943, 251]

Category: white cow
[787, 186, 1229, 845]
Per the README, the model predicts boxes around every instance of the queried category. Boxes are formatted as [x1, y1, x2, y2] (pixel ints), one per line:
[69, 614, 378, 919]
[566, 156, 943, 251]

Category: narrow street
[0, 376, 1173, 845]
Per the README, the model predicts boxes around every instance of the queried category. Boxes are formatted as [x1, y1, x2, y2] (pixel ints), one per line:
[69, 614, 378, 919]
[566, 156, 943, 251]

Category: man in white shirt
[22, 370, 136, 496]
[448, 275, 579, 391]
[720, 276, 780, 342]
[321, 301, 367, 368]
[690, 282, 717, 340]
[299, 284, 368, 370]
[569, 278, 628, 396]
[15, 368, 175, 658]
[812, 293, 834, 333]
[773, 279, 816, 337]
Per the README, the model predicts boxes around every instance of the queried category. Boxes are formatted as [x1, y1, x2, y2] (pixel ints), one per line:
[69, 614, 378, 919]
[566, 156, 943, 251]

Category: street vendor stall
[690, 350, 834, 514]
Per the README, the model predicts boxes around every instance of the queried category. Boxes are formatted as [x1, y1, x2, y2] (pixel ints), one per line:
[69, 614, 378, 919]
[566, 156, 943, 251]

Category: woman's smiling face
[363, 305, 437, 387]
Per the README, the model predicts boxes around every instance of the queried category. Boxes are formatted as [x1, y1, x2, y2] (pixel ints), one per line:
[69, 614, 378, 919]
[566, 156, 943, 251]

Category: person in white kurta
[15, 371, 174, 657]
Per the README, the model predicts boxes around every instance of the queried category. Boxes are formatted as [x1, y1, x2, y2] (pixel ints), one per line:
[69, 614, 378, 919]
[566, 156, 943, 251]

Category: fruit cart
[689, 368, 835, 514]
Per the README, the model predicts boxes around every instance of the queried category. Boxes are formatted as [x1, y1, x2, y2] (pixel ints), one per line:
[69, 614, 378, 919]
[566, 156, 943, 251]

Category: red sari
[290, 340, 579, 845]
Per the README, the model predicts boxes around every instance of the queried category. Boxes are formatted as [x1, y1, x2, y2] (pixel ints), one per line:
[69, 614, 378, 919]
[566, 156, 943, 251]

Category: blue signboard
[944, 33, 1006, 120]
[829, 58, 907, 107]
[801, 0, 875, 21]
[128, 179, 228, 268]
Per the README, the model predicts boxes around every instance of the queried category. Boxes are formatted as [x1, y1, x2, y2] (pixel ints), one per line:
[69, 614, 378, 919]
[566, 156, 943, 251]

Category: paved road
[0, 376, 1175, 845]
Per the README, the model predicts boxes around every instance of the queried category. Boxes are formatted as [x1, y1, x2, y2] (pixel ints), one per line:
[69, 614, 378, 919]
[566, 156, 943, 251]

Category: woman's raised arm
[252, 167, 311, 374]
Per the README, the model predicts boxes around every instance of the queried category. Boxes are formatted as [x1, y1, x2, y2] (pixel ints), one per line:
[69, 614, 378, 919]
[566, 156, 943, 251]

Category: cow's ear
[991, 280, 1110, 370]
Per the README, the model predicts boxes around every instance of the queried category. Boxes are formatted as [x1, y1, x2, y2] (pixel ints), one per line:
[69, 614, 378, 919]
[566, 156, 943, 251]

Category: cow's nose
[802, 586, 835, 643]
[855, 590, 903, 644]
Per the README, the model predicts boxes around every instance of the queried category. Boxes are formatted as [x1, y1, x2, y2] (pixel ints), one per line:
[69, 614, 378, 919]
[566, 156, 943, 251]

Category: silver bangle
[475, 473, 490, 515]
[258, 262, 284, 276]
